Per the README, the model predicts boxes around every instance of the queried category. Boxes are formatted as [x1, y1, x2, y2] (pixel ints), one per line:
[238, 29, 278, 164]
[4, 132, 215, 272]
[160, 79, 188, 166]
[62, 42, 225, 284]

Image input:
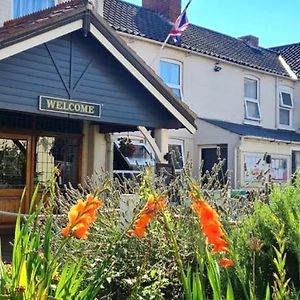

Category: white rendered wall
[0, 0, 12, 25]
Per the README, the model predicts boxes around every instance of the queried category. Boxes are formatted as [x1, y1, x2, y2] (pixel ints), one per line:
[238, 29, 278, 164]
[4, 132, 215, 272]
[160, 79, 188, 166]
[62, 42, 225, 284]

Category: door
[0, 134, 32, 226]
[201, 145, 228, 184]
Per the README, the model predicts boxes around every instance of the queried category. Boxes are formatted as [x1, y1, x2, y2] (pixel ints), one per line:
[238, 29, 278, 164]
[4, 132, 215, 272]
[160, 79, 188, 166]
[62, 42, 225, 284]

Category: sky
[126, 0, 300, 48]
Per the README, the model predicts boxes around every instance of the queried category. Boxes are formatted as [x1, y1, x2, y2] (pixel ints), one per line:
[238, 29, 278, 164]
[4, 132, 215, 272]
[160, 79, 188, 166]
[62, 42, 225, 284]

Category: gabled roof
[202, 118, 300, 143]
[0, 0, 197, 133]
[104, 0, 290, 78]
[271, 43, 300, 79]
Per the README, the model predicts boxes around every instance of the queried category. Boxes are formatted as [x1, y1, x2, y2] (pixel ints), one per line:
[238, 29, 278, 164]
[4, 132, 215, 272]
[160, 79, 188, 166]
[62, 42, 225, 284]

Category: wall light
[214, 62, 222, 72]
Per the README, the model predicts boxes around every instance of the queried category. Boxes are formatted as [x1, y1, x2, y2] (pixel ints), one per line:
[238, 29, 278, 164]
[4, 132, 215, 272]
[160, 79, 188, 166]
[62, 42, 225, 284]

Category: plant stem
[161, 211, 191, 300]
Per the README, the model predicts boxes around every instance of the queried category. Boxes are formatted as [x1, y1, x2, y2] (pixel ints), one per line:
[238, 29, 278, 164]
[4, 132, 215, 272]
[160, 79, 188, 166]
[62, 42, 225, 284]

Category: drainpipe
[275, 76, 279, 127]
[234, 136, 244, 188]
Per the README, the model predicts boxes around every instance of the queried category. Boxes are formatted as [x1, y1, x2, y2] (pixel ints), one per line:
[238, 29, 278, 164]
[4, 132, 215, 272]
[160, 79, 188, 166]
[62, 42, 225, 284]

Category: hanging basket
[118, 138, 136, 157]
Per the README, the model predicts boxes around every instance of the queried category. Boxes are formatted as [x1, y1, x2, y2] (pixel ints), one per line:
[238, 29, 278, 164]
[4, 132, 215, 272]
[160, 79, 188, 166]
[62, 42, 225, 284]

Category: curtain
[14, 0, 55, 18]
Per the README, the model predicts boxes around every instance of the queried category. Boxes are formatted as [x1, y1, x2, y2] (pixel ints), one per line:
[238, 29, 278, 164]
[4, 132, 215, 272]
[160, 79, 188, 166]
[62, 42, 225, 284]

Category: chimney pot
[238, 35, 259, 48]
[142, 0, 181, 22]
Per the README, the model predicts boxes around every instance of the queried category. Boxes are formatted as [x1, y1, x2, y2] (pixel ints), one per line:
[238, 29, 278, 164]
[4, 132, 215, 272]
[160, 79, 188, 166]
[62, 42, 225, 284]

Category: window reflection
[35, 136, 80, 186]
[0, 139, 27, 188]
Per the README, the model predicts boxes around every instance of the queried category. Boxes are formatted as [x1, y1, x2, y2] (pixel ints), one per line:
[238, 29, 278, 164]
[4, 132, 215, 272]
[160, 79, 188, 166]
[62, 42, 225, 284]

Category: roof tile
[104, 0, 289, 77]
[271, 43, 300, 78]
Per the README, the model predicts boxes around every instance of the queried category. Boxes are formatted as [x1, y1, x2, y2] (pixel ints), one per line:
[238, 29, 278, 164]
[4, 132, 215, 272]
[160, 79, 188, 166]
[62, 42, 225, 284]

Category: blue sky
[126, 0, 300, 48]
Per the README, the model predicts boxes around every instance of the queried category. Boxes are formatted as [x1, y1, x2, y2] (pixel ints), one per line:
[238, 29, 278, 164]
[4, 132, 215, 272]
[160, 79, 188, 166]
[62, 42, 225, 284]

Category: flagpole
[149, 0, 193, 67]
[150, 34, 171, 67]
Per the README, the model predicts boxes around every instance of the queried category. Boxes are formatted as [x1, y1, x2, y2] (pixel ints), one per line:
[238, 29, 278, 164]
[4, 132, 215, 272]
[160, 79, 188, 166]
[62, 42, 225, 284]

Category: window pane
[168, 144, 184, 170]
[35, 136, 80, 186]
[126, 144, 154, 166]
[246, 101, 260, 119]
[160, 61, 180, 85]
[14, 0, 55, 18]
[281, 92, 292, 107]
[244, 78, 257, 99]
[279, 108, 290, 126]
[171, 88, 181, 98]
[0, 139, 27, 188]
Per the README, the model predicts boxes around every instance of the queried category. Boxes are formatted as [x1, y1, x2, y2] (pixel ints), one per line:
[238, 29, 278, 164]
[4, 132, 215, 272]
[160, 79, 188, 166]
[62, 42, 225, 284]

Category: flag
[169, 1, 191, 44]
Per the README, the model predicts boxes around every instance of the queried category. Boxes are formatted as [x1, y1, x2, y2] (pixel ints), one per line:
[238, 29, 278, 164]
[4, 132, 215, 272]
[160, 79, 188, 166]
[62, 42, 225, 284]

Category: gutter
[242, 135, 300, 145]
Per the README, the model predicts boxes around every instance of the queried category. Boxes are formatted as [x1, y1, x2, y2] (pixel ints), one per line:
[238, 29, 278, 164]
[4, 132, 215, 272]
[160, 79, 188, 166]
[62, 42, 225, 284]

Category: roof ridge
[270, 42, 300, 50]
[3, 0, 83, 29]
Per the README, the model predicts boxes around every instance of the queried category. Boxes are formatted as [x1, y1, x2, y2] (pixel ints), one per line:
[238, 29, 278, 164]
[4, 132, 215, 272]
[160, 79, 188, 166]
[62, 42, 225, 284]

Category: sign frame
[39, 96, 102, 118]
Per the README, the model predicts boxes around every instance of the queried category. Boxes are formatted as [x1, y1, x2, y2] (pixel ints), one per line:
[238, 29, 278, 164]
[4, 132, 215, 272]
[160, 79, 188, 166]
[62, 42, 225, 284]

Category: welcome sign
[39, 96, 101, 118]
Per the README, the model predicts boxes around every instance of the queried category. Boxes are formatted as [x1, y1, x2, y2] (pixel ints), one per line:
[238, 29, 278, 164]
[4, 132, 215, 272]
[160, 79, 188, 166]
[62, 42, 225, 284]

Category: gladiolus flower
[218, 258, 234, 268]
[191, 199, 228, 254]
[128, 194, 166, 238]
[191, 197, 234, 267]
[62, 194, 103, 239]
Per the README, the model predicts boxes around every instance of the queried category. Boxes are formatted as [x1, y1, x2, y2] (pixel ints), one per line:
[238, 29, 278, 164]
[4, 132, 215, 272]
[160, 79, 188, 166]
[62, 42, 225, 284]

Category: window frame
[159, 58, 183, 100]
[244, 76, 261, 121]
[278, 88, 293, 128]
[168, 139, 185, 172]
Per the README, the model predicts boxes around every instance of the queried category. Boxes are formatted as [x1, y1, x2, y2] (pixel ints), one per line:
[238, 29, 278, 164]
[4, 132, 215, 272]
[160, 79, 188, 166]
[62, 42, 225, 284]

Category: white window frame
[278, 88, 293, 128]
[160, 58, 183, 100]
[244, 76, 261, 121]
[168, 139, 185, 172]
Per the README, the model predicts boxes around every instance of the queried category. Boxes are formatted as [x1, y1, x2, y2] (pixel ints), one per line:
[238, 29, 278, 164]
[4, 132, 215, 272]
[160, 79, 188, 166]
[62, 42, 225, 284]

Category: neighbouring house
[1, 0, 300, 190]
[0, 0, 197, 226]
[102, 0, 300, 187]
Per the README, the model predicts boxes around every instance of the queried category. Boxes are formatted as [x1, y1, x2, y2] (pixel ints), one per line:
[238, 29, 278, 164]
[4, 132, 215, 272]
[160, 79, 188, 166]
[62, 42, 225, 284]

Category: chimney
[142, 0, 181, 22]
[0, 0, 12, 26]
[238, 35, 259, 48]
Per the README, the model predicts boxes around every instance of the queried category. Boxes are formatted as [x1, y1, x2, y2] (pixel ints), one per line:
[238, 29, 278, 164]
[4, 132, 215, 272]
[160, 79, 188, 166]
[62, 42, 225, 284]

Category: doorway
[201, 145, 228, 184]
[0, 134, 32, 226]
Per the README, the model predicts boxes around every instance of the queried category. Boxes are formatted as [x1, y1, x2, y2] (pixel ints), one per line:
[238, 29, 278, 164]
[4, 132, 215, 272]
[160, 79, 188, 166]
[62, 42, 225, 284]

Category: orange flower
[62, 194, 103, 239]
[191, 196, 234, 267]
[128, 194, 166, 238]
[191, 199, 228, 254]
[218, 258, 234, 268]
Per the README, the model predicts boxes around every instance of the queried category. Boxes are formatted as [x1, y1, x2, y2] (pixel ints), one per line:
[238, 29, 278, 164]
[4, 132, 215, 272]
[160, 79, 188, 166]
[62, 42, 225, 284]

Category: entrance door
[0, 135, 32, 226]
[201, 145, 228, 184]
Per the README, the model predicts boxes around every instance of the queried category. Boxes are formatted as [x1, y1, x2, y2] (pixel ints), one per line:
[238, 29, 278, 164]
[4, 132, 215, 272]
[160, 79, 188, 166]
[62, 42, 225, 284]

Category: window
[279, 90, 293, 127]
[35, 136, 80, 186]
[168, 139, 184, 171]
[244, 153, 288, 183]
[160, 59, 183, 99]
[114, 139, 154, 171]
[244, 77, 261, 121]
[13, 0, 55, 18]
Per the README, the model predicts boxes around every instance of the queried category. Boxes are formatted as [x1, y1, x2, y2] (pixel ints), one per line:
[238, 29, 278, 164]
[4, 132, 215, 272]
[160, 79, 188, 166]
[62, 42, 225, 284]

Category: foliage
[2, 164, 300, 299]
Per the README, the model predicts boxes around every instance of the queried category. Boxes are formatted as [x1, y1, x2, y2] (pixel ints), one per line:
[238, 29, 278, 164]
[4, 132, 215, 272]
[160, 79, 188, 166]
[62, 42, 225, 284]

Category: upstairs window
[279, 90, 293, 127]
[13, 0, 55, 18]
[244, 77, 261, 121]
[160, 59, 183, 100]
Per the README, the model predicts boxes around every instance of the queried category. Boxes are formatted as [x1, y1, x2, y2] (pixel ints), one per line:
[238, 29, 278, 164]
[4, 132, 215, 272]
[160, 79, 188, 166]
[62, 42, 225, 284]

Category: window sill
[243, 119, 262, 126]
[277, 125, 295, 131]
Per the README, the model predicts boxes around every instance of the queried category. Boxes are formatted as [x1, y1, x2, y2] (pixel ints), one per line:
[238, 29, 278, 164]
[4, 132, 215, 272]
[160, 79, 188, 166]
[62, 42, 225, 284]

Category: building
[0, 0, 197, 226]
[102, 0, 300, 187]
[1, 0, 300, 189]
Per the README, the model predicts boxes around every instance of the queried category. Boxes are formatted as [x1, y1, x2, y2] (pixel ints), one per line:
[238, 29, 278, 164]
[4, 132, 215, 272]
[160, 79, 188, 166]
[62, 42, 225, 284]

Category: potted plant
[118, 137, 136, 157]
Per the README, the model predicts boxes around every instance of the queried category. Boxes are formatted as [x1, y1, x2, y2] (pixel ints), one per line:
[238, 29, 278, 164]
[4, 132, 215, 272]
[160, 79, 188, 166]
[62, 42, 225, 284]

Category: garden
[1, 161, 300, 299]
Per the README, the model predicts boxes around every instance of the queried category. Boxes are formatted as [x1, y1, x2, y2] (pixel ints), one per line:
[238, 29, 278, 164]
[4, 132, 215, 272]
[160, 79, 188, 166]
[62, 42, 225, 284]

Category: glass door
[0, 135, 31, 225]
